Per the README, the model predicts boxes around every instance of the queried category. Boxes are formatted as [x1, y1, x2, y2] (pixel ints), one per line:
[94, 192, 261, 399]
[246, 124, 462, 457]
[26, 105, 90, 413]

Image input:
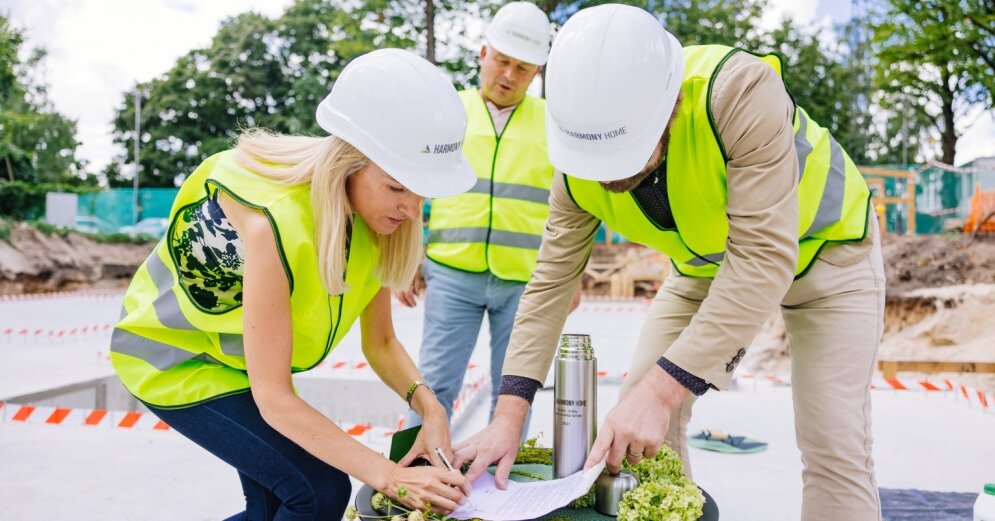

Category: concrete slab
[2, 294, 992, 520]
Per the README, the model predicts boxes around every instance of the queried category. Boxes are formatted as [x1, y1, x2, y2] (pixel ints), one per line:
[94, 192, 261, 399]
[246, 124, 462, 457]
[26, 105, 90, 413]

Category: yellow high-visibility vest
[111, 150, 381, 408]
[426, 90, 554, 282]
[565, 45, 870, 278]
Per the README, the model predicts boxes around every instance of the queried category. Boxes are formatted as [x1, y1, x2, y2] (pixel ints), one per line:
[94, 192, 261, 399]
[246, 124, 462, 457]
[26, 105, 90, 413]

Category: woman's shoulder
[204, 151, 308, 208]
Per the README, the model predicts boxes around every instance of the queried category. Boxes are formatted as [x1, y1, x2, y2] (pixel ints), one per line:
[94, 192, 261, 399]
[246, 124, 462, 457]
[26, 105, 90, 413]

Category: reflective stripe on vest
[110, 150, 382, 408]
[426, 90, 554, 283]
[565, 45, 870, 279]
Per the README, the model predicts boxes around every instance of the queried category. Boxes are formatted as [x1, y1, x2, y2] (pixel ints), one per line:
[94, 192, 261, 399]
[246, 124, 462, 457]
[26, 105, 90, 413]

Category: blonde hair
[234, 129, 423, 295]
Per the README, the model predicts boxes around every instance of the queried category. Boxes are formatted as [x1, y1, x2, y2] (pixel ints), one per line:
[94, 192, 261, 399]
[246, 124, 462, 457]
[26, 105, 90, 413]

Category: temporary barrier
[0, 289, 123, 302]
[870, 376, 993, 412]
[1, 324, 113, 344]
[964, 187, 995, 234]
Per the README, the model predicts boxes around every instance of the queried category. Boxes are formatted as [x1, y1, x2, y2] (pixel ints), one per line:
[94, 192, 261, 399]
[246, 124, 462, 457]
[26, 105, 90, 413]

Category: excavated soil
[740, 232, 995, 395]
[882, 233, 995, 295]
[0, 222, 154, 295]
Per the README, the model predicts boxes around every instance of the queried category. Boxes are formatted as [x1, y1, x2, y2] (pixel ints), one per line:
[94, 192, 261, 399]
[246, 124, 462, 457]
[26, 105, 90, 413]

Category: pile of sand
[739, 284, 995, 395]
[882, 233, 995, 295]
[0, 223, 154, 294]
[878, 284, 995, 394]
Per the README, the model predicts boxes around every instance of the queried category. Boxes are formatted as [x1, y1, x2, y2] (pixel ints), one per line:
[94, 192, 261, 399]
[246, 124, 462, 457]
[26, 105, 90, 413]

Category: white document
[448, 459, 607, 521]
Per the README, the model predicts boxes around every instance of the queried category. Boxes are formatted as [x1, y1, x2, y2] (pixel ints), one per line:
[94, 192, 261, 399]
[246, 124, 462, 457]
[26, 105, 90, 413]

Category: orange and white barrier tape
[731, 372, 992, 414]
[734, 372, 791, 387]
[449, 363, 489, 428]
[581, 296, 652, 302]
[0, 402, 418, 438]
[1, 323, 114, 344]
[0, 402, 170, 430]
[575, 297, 652, 314]
[307, 357, 492, 428]
[315, 359, 486, 383]
[593, 369, 787, 386]
[870, 376, 994, 413]
[0, 289, 124, 302]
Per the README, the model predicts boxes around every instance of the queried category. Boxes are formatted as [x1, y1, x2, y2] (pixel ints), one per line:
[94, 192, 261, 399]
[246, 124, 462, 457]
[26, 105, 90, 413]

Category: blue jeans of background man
[146, 391, 351, 521]
[409, 259, 530, 431]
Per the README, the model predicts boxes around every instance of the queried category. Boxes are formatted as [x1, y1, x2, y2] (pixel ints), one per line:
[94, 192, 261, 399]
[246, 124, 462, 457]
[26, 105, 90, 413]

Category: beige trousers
[620, 227, 886, 521]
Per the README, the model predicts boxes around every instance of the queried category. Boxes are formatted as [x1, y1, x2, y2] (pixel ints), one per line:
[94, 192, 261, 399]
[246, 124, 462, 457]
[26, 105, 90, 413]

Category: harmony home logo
[559, 125, 628, 142]
[508, 29, 541, 46]
[421, 140, 464, 154]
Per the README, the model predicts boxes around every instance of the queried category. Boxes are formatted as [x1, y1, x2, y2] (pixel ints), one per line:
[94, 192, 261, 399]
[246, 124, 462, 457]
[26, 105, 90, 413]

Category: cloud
[761, 0, 821, 30]
[164, 0, 196, 14]
[957, 111, 995, 166]
[5, 0, 292, 175]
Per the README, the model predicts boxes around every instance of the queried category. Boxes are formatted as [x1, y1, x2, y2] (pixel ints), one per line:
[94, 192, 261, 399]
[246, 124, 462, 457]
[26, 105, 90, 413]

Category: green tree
[106, 0, 379, 187]
[358, 0, 488, 87]
[649, 0, 766, 47]
[872, 0, 995, 166]
[0, 16, 86, 184]
[754, 18, 879, 164]
[530, 0, 645, 26]
[0, 15, 19, 98]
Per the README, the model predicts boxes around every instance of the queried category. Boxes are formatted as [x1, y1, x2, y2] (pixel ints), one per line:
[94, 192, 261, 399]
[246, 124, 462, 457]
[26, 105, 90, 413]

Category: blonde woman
[110, 49, 475, 520]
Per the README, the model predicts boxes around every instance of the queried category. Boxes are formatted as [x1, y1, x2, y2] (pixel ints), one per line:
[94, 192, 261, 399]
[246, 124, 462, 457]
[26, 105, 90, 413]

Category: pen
[435, 447, 475, 510]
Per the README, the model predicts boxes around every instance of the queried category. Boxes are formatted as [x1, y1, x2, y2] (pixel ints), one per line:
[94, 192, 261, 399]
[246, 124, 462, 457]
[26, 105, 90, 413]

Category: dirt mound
[882, 233, 995, 296]
[741, 231, 995, 396]
[879, 284, 995, 396]
[741, 283, 995, 396]
[0, 223, 155, 295]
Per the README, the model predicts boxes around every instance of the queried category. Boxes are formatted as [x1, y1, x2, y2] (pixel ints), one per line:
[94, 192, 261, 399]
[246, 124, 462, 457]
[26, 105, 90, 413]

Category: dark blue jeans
[146, 392, 351, 521]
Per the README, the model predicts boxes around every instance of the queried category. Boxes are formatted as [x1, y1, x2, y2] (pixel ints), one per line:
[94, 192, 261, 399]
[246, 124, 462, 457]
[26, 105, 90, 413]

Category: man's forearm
[492, 393, 532, 425]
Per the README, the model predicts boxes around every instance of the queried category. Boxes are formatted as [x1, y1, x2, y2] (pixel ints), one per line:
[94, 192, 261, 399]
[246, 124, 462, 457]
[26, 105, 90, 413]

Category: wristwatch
[405, 380, 435, 407]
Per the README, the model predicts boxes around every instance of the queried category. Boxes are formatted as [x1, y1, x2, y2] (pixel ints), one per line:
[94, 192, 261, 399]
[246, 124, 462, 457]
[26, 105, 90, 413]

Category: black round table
[355, 463, 718, 520]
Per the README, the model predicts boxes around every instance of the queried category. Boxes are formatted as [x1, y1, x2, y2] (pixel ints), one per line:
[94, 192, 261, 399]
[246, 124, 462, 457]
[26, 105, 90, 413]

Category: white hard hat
[316, 48, 475, 198]
[545, 4, 685, 182]
[484, 2, 551, 66]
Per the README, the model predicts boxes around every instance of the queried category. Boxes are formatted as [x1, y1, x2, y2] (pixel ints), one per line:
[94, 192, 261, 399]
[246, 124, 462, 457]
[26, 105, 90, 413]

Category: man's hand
[452, 396, 529, 490]
[394, 266, 425, 308]
[568, 284, 583, 314]
[584, 365, 689, 473]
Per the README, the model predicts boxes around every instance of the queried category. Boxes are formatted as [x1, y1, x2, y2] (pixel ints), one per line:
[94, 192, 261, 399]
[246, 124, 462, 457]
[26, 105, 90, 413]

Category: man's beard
[600, 130, 671, 194]
[599, 92, 682, 194]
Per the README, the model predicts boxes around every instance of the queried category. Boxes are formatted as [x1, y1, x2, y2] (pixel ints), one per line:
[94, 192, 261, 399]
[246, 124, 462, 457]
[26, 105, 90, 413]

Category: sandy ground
[0, 223, 153, 295]
[882, 233, 995, 296]
[2, 295, 994, 520]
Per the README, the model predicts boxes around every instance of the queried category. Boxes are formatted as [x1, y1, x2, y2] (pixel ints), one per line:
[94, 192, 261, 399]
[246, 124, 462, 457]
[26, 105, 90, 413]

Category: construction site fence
[862, 161, 995, 235]
[34, 160, 995, 238]
[77, 188, 180, 230]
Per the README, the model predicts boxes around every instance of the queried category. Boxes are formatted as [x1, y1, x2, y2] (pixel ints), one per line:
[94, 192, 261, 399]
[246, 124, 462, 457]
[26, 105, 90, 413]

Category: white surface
[449, 460, 605, 520]
[45, 192, 78, 227]
[2, 295, 994, 520]
[0, 294, 122, 399]
[976, 487, 995, 521]
[3, 384, 993, 520]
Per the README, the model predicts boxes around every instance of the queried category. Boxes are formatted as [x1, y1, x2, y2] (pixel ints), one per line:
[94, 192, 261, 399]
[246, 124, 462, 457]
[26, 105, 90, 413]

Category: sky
[2, 0, 993, 177]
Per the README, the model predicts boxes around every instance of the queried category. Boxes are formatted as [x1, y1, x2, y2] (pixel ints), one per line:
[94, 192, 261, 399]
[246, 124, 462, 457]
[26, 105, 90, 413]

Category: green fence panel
[78, 188, 179, 230]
